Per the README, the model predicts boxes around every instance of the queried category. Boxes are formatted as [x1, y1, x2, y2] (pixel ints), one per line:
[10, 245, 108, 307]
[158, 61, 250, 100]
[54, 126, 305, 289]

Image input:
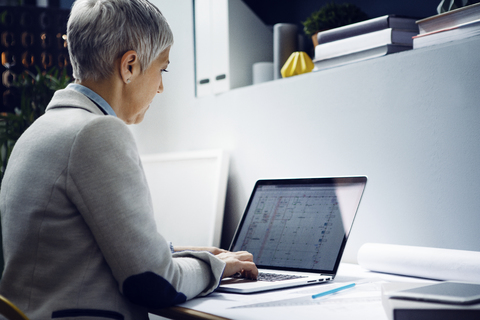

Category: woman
[0, 0, 257, 319]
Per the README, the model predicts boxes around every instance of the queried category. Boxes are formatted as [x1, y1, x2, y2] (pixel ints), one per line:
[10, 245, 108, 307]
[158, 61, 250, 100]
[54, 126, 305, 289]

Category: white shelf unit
[194, 0, 273, 96]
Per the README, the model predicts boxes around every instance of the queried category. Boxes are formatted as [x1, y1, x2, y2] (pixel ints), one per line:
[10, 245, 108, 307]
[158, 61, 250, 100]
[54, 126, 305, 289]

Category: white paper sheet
[180, 280, 388, 320]
[357, 243, 480, 283]
[169, 264, 435, 320]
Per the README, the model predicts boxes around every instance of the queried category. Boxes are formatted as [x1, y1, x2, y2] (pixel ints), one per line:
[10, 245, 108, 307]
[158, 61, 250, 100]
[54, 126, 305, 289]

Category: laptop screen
[230, 177, 367, 274]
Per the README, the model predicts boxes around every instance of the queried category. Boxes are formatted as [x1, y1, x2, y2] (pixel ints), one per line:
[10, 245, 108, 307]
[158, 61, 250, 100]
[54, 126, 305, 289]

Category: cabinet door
[194, 0, 214, 97]
[210, 0, 229, 95]
[194, 0, 229, 97]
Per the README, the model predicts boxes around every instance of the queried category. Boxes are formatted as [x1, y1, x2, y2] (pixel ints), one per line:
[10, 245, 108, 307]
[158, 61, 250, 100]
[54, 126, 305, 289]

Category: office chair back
[0, 295, 29, 320]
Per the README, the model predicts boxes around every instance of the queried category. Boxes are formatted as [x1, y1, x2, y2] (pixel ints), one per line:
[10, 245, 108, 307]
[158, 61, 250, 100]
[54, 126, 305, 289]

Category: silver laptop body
[218, 176, 367, 293]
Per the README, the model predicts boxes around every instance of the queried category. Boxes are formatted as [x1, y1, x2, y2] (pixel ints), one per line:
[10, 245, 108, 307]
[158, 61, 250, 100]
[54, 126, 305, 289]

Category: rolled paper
[357, 243, 480, 283]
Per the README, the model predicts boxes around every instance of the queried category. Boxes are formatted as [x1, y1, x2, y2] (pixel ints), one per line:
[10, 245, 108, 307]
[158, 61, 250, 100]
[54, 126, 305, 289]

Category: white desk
[152, 263, 435, 320]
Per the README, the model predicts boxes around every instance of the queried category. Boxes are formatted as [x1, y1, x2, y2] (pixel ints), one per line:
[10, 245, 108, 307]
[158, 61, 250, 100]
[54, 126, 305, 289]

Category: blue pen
[312, 283, 356, 299]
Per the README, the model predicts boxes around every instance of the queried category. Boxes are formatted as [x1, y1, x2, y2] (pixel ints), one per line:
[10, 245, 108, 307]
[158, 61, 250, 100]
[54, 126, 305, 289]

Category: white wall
[133, 1, 480, 263]
[129, 1, 197, 154]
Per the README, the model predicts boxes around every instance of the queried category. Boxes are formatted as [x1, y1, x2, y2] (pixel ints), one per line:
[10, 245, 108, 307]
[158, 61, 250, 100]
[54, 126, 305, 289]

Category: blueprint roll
[357, 243, 480, 283]
[273, 23, 298, 79]
[253, 62, 274, 84]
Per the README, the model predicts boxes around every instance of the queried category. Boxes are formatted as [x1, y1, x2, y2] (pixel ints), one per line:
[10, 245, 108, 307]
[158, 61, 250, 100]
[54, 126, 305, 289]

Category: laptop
[218, 176, 367, 293]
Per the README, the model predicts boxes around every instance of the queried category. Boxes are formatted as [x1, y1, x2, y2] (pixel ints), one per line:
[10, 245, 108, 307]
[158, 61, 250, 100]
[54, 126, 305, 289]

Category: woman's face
[122, 47, 171, 124]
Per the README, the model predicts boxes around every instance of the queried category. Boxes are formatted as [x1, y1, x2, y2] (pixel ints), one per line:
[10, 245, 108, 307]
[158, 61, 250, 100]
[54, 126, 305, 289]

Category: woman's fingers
[240, 261, 258, 280]
[216, 251, 258, 279]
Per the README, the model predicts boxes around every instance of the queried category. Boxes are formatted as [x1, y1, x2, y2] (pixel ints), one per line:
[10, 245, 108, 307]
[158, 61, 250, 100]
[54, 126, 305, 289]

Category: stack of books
[413, 2, 480, 49]
[313, 15, 418, 71]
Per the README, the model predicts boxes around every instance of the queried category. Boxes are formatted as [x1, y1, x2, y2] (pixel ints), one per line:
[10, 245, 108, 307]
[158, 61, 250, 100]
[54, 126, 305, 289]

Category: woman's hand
[216, 251, 258, 280]
[173, 246, 258, 279]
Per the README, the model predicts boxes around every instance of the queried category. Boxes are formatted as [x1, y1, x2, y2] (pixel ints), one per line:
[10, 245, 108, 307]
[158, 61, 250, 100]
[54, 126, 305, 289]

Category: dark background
[240, 0, 441, 27]
[58, 0, 443, 24]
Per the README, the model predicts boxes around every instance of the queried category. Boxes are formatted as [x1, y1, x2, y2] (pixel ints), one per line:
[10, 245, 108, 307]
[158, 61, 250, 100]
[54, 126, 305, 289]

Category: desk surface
[151, 263, 435, 320]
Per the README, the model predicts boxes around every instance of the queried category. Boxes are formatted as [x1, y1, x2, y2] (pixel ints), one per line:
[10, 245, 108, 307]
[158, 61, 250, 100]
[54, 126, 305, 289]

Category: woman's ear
[120, 50, 139, 84]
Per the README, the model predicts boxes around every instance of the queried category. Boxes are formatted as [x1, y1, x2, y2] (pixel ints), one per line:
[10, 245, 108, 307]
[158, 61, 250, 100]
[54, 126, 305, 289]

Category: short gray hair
[67, 0, 174, 81]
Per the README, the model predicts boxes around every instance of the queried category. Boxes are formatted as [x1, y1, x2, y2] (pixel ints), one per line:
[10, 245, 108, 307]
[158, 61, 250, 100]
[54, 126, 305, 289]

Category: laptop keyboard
[231, 272, 308, 282]
[256, 272, 307, 282]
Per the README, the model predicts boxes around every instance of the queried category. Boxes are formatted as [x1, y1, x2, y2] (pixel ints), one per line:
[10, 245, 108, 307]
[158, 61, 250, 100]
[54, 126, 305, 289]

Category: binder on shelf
[194, 0, 273, 97]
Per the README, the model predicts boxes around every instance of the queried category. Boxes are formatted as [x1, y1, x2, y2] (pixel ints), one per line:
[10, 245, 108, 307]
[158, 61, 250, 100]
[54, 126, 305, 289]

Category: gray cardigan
[0, 88, 225, 320]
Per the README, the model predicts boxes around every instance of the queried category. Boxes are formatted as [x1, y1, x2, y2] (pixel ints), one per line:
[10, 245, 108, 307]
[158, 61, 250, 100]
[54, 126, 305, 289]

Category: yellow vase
[280, 51, 314, 78]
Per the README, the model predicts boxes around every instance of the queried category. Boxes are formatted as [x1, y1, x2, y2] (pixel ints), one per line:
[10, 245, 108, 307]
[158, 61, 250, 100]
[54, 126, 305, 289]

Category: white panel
[194, 0, 213, 97]
[211, 0, 230, 94]
[141, 150, 229, 247]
